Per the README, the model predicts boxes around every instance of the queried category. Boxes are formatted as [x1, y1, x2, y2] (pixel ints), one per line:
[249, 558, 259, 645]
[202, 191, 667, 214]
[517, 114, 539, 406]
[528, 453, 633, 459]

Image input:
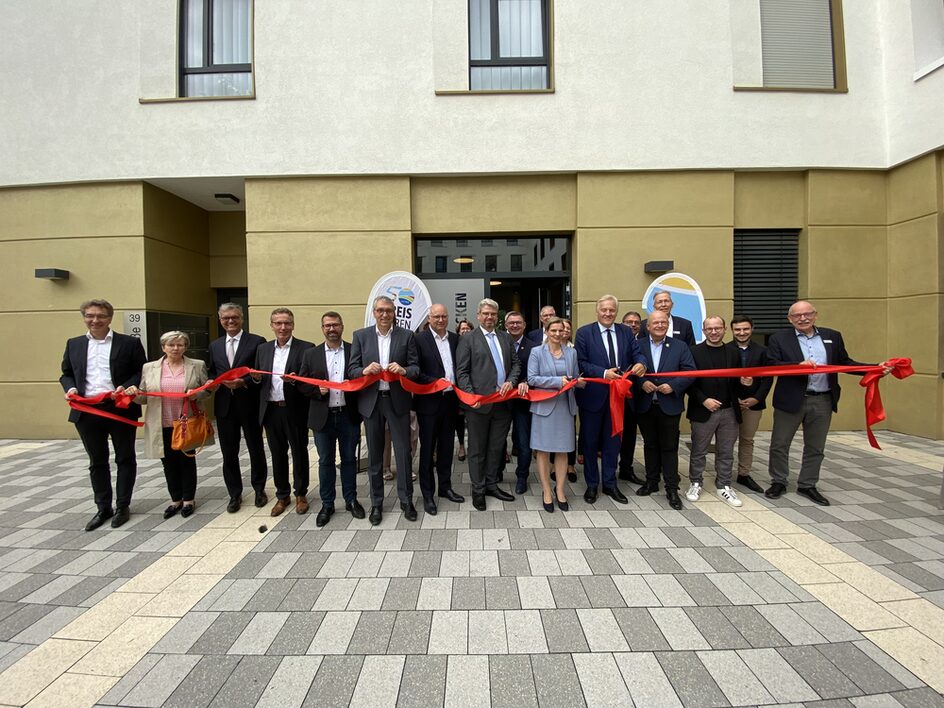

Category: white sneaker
[718, 486, 743, 507]
[685, 483, 702, 502]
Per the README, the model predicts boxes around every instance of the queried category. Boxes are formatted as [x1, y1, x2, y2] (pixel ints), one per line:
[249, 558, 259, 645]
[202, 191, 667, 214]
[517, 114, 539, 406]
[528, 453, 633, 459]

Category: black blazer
[60, 332, 147, 423]
[767, 326, 863, 414]
[526, 327, 545, 345]
[725, 341, 772, 411]
[510, 336, 536, 411]
[639, 315, 696, 347]
[414, 329, 459, 416]
[207, 331, 266, 419]
[348, 325, 420, 417]
[686, 343, 743, 424]
[255, 338, 314, 426]
[297, 341, 361, 431]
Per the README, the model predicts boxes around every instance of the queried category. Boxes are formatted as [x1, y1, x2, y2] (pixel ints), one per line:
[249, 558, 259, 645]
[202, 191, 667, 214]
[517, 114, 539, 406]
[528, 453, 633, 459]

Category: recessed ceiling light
[453, 256, 474, 264]
[490, 280, 502, 286]
[214, 193, 240, 205]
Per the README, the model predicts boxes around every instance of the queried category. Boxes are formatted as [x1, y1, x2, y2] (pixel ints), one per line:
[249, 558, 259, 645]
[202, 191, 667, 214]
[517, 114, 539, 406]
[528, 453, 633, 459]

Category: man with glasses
[766, 301, 881, 506]
[61, 299, 147, 530]
[639, 291, 696, 346]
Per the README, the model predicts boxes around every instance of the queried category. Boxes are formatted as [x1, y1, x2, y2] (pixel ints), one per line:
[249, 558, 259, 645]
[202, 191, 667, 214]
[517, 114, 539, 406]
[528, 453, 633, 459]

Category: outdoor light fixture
[644, 260, 674, 273]
[490, 280, 502, 286]
[214, 193, 241, 205]
[453, 256, 474, 264]
[35, 268, 70, 280]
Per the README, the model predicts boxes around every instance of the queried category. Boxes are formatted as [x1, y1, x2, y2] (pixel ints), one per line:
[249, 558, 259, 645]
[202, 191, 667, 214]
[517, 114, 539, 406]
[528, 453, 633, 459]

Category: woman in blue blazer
[528, 318, 585, 512]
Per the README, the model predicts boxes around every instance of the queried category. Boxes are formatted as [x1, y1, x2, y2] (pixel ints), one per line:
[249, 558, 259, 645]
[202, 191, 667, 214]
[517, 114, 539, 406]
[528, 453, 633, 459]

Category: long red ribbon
[66, 359, 913, 449]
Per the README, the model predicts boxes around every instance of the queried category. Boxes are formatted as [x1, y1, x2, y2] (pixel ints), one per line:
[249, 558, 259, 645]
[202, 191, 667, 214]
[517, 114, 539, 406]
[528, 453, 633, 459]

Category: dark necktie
[605, 329, 616, 368]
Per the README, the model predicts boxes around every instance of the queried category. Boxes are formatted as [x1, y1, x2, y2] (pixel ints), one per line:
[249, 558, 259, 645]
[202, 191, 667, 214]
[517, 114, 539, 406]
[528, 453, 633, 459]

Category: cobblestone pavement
[0, 431, 942, 707]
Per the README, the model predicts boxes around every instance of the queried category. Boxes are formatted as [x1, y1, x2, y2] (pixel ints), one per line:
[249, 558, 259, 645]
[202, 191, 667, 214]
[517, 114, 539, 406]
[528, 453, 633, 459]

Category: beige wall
[209, 212, 248, 288]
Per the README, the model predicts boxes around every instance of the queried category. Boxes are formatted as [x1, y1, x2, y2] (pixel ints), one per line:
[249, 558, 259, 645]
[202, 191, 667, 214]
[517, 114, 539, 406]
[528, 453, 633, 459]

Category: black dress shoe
[111, 506, 130, 528]
[85, 508, 113, 532]
[602, 486, 628, 504]
[254, 491, 268, 508]
[765, 482, 786, 499]
[227, 496, 241, 513]
[345, 500, 366, 519]
[618, 469, 644, 485]
[485, 488, 514, 502]
[423, 498, 438, 515]
[163, 504, 182, 519]
[401, 502, 418, 521]
[542, 498, 555, 513]
[636, 483, 659, 496]
[666, 489, 683, 510]
[439, 489, 465, 503]
[181, 504, 195, 518]
[472, 495, 486, 511]
[369, 506, 383, 525]
[555, 494, 569, 512]
[737, 475, 764, 493]
[567, 470, 578, 483]
[584, 487, 598, 504]
[797, 486, 830, 506]
[316, 506, 335, 527]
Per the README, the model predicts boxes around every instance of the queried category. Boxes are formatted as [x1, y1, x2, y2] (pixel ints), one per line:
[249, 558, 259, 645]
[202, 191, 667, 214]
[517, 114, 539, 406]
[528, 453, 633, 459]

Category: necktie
[487, 332, 506, 384]
[605, 329, 617, 368]
[227, 338, 236, 367]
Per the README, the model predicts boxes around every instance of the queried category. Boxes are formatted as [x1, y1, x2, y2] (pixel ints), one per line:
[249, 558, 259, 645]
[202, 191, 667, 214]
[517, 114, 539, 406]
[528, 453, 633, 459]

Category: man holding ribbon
[60, 299, 146, 531]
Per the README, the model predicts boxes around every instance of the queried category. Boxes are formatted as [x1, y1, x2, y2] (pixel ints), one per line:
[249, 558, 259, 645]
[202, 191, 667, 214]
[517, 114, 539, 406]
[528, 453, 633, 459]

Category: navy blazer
[297, 341, 361, 431]
[511, 335, 536, 411]
[526, 327, 545, 345]
[254, 337, 314, 426]
[527, 344, 578, 418]
[575, 322, 646, 413]
[208, 331, 266, 419]
[455, 326, 522, 414]
[767, 326, 863, 414]
[632, 337, 695, 417]
[686, 342, 743, 424]
[414, 328, 459, 416]
[60, 332, 147, 423]
[348, 325, 420, 417]
[725, 340, 772, 411]
[639, 315, 696, 347]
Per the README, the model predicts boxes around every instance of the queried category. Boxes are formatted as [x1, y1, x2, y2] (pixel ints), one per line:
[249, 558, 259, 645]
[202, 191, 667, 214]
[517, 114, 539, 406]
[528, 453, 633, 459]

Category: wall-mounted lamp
[35, 268, 70, 280]
[214, 193, 241, 205]
[644, 260, 674, 273]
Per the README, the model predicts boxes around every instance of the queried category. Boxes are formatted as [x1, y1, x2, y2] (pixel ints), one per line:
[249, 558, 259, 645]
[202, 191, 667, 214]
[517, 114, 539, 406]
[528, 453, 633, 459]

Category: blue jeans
[313, 410, 359, 507]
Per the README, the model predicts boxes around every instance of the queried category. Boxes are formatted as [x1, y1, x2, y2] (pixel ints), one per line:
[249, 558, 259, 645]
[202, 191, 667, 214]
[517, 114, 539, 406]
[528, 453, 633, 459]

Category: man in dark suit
[633, 310, 695, 510]
[298, 311, 364, 528]
[253, 308, 314, 517]
[639, 290, 696, 346]
[526, 305, 556, 344]
[575, 294, 647, 505]
[726, 315, 772, 493]
[349, 296, 421, 525]
[208, 303, 268, 513]
[685, 316, 745, 507]
[60, 299, 147, 531]
[619, 310, 644, 484]
[504, 310, 536, 494]
[766, 301, 885, 506]
[456, 297, 525, 511]
[414, 304, 465, 515]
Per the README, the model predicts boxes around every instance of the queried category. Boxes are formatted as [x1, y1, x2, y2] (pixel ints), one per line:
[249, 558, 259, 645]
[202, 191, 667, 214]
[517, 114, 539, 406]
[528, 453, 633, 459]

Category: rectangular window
[759, 0, 845, 90]
[180, 0, 253, 97]
[485, 255, 498, 272]
[460, 256, 473, 273]
[469, 0, 549, 90]
[733, 229, 799, 335]
[435, 255, 448, 273]
[510, 254, 523, 272]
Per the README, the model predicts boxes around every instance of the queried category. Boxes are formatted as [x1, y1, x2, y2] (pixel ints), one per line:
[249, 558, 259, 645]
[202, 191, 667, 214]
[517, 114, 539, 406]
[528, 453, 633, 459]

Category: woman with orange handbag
[126, 331, 213, 519]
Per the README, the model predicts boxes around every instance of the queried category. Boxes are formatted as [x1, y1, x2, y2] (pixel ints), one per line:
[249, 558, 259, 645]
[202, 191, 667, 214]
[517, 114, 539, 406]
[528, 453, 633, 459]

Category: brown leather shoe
[270, 497, 290, 517]
[295, 495, 310, 515]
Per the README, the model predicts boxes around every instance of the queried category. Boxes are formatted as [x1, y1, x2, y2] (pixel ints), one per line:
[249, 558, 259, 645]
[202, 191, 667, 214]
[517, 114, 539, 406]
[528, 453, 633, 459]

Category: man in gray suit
[349, 296, 421, 525]
[456, 298, 527, 511]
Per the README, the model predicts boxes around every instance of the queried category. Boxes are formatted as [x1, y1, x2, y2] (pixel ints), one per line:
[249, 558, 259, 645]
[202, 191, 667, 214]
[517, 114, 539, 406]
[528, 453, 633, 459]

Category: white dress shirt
[85, 330, 114, 396]
[269, 337, 292, 402]
[325, 343, 346, 407]
[226, 331, 243, 367]
[376, 327, 392, 391]
[433, 330, 455, 391]
[597, 322, 619, 364]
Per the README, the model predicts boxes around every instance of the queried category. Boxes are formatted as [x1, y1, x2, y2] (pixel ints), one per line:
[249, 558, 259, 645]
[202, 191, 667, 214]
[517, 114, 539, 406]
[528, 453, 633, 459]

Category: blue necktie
[605, 329, 617, 368]
[487, 332, 506, 384]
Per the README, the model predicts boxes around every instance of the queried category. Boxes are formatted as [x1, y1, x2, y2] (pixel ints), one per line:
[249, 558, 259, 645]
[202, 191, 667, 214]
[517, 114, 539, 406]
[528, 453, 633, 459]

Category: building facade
[1, 0, 942, 439]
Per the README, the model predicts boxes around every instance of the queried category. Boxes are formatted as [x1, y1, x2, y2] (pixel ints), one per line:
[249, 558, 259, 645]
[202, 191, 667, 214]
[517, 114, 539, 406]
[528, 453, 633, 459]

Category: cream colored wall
[209, 212, 248, 288]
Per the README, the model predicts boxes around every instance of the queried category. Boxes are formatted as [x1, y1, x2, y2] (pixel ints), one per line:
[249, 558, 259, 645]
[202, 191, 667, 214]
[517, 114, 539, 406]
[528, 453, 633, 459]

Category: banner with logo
[642, 272, 707, 344]
[364, 271, 433, 332]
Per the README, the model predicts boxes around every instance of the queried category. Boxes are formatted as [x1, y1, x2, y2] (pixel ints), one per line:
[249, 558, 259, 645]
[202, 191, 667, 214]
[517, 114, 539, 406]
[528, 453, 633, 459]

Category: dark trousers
[619, 405, 639, 472]
[313, 409, 359, 507]
[456, 412, 465, 446]
[466, 403, 512, 496]
[511, 403, 532, 480]
[217, 406, 268, 498]
[417, 393, 459, 499]
[364, 394, 413, 506]
[160, 426, 197, 502]
[263, 404, 310, 499]
[75, 413, 137, 511]
[769, 394, 833, 489]
[579, 407, 620, 490]
[637, 404, 682, 491]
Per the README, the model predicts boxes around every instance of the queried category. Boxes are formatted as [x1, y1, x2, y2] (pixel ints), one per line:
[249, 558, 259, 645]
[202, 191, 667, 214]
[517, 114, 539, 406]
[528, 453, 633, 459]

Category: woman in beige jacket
[125, 331, 213, 518]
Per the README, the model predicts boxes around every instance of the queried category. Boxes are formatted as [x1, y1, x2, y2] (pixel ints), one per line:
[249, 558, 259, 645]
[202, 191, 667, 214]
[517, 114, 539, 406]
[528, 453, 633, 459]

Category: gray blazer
[455, 326, 521, 414]
[527, 344, 578, 418]
[348, 325, 420, 418]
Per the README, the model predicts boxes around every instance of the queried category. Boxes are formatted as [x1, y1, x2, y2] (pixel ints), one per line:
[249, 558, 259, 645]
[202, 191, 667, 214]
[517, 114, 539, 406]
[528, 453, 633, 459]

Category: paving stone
[777, 645, 864, 699]
[243, 579, 296, 612]
[452, 577, 486, 610]
[719, 605, 790, 648]
[530, 654, 587, 708]
[498, 550, 531, 576]
[350, 654, 405, 707]
[546, 576, 591, 609]
[580, 575, 625, 608]
[427, 610, 468, 654]
[644, 574, 695, 606]
[386, 610, 432, 655]
[445, 654, 489, 707]
[504, 609, 548, 654]
[381, 577, 420, 610]
[267, 611, 326, 656]
[98, 654, 162, 706]
[484, 576, 521, 610]
[164, 654, 240, 708]
[676, 573, 732, 606]
[816, 642, 907, 694]
[540, 609, 589, 653]
[302, 655, 363, 708]
[407, 550, 441, 577]
[755, 603, 827, 645]
[228, 612, 290, 655]
[346, 610, 396, 654]
[683, 606, 750, 649]
[469, 609, 508, 654]
[8, 605, 84, 645]
[211, 579, 266, 611]
[120, 654, 202, 707]
[698, 649, 775, 706]
[791, 602, 863, 642]
[655, 650, 730, 708]
[488, 654, 537, 708]
[851, 640, 926, 690]
[190, 612, 255, 654]
[284, 552, 329, 578]
[614, 652, 682, 707]
[893, 687, 944, 707]
[307, 610, 360, 654]
[395, 654, 446, 707]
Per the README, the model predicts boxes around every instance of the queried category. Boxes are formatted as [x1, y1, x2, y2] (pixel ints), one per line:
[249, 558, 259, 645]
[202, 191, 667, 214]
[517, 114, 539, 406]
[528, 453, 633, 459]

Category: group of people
[61, 292, 882, 532]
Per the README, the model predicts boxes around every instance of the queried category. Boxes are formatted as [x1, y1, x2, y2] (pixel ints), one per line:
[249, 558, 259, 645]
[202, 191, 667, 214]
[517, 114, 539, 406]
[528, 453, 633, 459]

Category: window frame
[179, 0, 255, 98]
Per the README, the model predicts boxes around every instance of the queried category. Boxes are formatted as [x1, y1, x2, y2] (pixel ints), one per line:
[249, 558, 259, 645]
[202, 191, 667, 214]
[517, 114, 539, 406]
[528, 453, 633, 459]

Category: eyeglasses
[429, 314, 448, 320]
[83, 314, 111, 321]
[704, 326, 725, 332]
[220, 316, 241, 321]
[789, 311, 816, 320]
[374, 308, 395, 315]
